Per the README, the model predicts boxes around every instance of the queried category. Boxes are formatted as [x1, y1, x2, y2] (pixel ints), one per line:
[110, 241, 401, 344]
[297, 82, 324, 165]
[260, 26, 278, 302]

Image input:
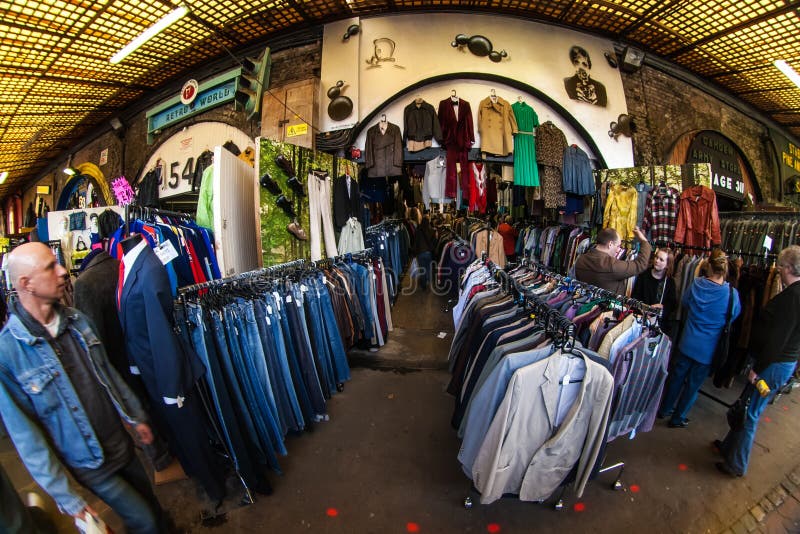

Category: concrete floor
[3, 274, 800, 533]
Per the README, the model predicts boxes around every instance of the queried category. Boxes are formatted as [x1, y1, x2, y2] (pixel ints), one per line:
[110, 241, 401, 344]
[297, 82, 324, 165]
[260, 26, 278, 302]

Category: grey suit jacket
[472, 352, 613, 504]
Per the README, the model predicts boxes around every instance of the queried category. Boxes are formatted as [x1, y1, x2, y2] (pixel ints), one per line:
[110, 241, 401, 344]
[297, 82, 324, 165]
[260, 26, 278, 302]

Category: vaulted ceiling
[2, 0, 800, 200]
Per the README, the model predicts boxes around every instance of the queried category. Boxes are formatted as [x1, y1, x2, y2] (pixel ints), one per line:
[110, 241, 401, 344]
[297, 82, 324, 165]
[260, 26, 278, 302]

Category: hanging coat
[478, 96, 517, 156]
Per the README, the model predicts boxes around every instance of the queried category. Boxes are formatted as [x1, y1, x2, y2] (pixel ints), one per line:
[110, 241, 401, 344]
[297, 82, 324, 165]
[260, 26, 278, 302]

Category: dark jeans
[416, 251, 433, 289]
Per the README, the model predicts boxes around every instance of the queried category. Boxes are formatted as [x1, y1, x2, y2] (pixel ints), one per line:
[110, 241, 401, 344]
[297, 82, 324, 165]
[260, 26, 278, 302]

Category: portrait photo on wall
[563, 45, 607, 107]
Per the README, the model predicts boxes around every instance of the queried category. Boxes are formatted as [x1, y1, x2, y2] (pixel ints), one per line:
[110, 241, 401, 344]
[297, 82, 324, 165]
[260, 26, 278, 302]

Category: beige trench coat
[478, 96, 518, 156]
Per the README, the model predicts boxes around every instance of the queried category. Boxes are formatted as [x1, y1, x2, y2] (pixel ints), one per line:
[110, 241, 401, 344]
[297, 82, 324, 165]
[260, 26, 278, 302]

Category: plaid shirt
[642, 186, 680, 244]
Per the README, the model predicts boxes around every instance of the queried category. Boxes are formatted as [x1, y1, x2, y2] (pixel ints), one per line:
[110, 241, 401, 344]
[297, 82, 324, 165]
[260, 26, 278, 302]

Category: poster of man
[564, 45, 607, 107]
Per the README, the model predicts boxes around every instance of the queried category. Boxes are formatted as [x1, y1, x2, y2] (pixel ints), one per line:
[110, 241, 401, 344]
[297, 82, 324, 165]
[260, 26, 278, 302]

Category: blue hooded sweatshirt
[679, 277, 741, 364]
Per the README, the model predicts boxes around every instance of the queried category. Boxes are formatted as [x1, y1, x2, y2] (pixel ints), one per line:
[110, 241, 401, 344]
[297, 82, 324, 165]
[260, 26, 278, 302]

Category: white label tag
[286, 295, 292, 303]
[266, 317, 271, 326]
[300, 284, 308, 292]
[630, 429, 637, 440]
[273, 292, 282, 311]
[154, 240, 179, 265]
[562, 374, 570, 386]
[380, 244, 384, 249]
[296, 298, 302, 308]
[764, 235, 773, 251]
[267, 305, 273, 314]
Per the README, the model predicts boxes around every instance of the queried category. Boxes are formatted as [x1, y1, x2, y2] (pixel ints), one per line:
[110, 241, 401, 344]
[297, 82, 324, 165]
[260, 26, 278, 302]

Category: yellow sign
[286, 123, 308, 137]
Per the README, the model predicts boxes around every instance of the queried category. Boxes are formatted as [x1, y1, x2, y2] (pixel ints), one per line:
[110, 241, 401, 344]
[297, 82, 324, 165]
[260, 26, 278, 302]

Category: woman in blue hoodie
[658, 249, 741, 428]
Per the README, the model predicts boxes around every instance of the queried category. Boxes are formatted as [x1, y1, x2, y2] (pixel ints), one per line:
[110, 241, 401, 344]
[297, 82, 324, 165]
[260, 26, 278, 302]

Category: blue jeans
[304, 281, 337, 395]
[659, 352, 710, 424]
[262, 293, 305, 431]
[721, 361, 796, 475]
[316, 275, 350, 383]
[237, 299, 286, 455]
[223, 305, 283, 471]
[82, 457, 163, 534]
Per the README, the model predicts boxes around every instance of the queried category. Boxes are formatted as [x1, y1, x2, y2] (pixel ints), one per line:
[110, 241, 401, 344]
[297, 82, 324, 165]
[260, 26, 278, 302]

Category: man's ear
[15, 275, 31, 293]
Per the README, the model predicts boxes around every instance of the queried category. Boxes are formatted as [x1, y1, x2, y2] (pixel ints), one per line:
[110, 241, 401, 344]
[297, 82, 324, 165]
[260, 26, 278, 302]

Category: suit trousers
[445, 148, 470, 199]
[308, 172, 338, 261]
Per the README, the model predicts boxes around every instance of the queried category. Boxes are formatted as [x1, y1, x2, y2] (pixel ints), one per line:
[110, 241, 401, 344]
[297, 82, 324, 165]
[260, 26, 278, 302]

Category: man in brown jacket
[575, 226, 651, 296]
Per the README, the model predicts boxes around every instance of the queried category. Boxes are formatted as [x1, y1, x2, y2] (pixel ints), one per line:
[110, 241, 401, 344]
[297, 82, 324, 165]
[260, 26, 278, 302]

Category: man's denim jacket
[0, 307, 146, 515]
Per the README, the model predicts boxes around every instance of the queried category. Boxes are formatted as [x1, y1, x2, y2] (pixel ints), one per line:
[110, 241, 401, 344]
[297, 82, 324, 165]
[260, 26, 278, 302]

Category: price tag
[286, 295, 292, 303]
[562, 374, 570, 386]
[764, 235, 773, 251]
[300, 284, 308, 292]
[267, 305, 273, 314]
[380, 244, 384, 249]
[154, 240, 179, 265]
[273, 292, 282, 311]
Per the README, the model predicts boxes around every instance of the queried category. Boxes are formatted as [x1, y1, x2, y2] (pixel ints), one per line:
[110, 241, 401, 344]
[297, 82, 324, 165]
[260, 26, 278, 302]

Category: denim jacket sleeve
[0, 370, 87, 515]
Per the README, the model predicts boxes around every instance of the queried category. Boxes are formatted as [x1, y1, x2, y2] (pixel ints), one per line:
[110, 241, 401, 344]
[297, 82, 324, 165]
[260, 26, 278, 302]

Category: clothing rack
[366, 218, 404, 232]
[310, 248, 374, 269]
[520, 258, 663, 318]
[718, 211, 799, 218]
[462, 260, 639, 511]
[177, 258, 306, 298]
[650, 240, 778, 261]
[124, 203, 195, 236]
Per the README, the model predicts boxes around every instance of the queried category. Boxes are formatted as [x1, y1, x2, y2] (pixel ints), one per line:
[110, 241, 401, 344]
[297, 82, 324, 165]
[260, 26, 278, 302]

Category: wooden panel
[261, 78, 318, 149]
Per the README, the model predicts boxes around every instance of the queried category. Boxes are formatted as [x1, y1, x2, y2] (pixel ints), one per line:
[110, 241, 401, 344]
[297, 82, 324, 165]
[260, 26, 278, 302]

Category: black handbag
[726, 383, 753, 431]
[711, 285, 734, 374]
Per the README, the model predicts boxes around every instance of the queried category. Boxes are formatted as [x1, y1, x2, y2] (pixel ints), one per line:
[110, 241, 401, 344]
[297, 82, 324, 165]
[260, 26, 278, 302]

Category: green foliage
[258, 139, 336, 266]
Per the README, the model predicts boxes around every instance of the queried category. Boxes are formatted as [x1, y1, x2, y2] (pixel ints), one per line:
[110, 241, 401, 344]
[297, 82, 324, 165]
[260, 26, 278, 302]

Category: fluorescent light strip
[110, 6, 188, 64]
[774, 60, 800, 90]
[0, 171, 8, 185]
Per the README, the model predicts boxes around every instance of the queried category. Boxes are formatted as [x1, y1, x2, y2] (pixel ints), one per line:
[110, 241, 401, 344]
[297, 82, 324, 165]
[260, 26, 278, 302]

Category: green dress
[512, 101, 540, 187]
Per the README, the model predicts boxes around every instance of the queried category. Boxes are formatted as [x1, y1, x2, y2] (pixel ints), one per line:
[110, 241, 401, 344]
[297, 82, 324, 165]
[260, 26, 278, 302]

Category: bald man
[0, 243, 167, 533]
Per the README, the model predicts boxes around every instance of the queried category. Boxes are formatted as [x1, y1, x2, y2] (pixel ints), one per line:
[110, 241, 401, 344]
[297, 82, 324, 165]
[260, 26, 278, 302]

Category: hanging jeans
[186, 303, 272, 495]
[308, 171, 339, 261]
[253, 297, 303, 433]
[721, 361, 796, 475]
[445, 148, 470, 199]
[314, 275, 351, 383]
[222, 306, 284, 472]
[235, 298, 287, 456]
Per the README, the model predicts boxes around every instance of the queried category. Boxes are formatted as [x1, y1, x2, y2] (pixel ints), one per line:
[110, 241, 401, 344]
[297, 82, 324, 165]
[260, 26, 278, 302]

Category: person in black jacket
[715, 245, 800, 477]
[413, 215, 436, 290]
[632, 247, 677, 338]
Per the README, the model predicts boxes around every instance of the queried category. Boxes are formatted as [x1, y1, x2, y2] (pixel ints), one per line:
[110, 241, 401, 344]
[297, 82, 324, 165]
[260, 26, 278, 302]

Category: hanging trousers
[445, 148, 470, 199]
[308, 171, 339, 261]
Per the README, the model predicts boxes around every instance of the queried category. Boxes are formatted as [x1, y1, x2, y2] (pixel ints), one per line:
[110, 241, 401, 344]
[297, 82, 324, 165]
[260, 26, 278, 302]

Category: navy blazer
[118, 245, 205, 406]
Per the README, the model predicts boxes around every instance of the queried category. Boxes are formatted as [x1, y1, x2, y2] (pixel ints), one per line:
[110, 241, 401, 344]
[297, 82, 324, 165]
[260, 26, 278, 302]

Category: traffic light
[235, 46, 271, 120]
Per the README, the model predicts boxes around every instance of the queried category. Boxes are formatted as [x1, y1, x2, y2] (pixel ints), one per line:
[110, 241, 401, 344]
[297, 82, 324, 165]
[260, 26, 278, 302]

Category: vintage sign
[99, 148, 108, 166]
[181, 79, 199, 105]
[146, 68, 241, 143]
[686, 131, 745, 200]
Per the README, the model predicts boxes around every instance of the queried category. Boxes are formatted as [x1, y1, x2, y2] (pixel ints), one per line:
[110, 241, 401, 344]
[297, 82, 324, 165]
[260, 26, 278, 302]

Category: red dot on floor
[573, 502, 586, 512]
[783, 406, 789, 411]
[630, 484, 641, 493]
[678, 464, 688, 471]
[487, 524, 501, 533]
[326, 508, 338, 517]
[764, 416, 772, 423]
[407, 522, 420, 533]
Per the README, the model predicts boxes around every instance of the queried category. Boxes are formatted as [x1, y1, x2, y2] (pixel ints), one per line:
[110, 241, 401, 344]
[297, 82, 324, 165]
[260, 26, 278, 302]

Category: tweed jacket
[365, 122, 403, 178]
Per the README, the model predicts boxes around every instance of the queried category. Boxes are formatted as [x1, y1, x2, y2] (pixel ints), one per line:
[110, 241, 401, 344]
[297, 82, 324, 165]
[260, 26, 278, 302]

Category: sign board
[146, 68, 241, 143]
[686, 131, 745, 200]
[139, 122, 254, 199]
[99, 148, 108, 166]
[286, 123, 308, 137]
[181, 79, 199, 105]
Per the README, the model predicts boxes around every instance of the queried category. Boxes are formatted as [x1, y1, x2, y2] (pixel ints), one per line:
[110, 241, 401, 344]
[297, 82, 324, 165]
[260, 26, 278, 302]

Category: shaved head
[6, 242, 53, 288]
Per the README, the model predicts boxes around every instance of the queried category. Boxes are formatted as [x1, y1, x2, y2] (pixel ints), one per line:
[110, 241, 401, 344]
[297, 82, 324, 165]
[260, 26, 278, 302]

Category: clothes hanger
[450, 89, 458, 102]
[490, 88, 497, 102]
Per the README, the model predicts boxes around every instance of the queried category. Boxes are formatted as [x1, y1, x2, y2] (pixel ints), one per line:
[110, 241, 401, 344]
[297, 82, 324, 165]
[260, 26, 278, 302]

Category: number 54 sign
[139, 122, 254, 199]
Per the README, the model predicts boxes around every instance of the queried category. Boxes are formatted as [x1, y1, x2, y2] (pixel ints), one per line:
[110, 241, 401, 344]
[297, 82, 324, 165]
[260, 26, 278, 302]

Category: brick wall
[622, 64, 778, 201]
